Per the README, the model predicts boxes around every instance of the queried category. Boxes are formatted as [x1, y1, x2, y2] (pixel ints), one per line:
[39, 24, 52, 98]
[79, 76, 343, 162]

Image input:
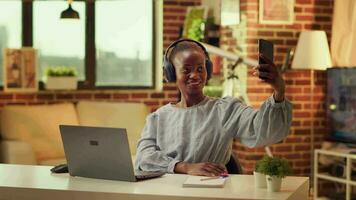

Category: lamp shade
[60, 1, 80, 19]
[291, 31, 332, 70]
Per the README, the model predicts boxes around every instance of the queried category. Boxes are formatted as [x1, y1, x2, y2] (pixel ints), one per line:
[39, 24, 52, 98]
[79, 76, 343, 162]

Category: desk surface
[0, 164, 309, 200]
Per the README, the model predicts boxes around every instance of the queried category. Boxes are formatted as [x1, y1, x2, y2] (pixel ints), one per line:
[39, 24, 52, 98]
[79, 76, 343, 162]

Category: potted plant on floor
[44, 66, 77, 90]
[259, 156, 292, 192]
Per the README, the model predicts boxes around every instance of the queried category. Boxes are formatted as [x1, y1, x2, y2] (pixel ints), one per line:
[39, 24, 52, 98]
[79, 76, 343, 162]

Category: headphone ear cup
[205, 59, 213, 80]
[163, 59, 176, 82]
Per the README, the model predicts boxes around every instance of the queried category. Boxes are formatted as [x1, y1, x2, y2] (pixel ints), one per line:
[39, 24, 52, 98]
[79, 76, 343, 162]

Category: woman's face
[172, 48, 207, 97]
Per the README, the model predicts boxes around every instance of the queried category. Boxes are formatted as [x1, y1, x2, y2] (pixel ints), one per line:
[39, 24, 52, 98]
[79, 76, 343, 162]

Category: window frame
[21, 0, 162, 91]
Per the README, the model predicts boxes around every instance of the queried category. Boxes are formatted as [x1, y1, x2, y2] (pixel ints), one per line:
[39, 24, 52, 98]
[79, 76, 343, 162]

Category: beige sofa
[0, 101, 149, 165]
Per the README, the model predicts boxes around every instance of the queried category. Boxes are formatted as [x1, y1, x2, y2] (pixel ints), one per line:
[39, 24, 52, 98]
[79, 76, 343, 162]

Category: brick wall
[220, 0, 333, 175]
[0, 0, 334, 177]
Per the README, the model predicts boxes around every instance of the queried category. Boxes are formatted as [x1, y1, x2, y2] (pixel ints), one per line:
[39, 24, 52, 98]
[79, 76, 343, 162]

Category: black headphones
[163, 38, 213, 82]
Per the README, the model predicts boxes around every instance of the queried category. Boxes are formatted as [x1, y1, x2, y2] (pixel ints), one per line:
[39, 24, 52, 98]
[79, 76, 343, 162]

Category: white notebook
[182, 175, 227, 188]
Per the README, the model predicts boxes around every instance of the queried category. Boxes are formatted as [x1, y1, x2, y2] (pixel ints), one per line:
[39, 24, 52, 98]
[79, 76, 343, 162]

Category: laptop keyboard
[135, 171, 165, 180]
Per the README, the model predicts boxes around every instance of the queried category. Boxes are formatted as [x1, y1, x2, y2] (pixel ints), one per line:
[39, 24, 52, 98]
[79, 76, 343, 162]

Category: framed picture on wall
[182, 6, 208, 41]
[3, 48, 37, 92]
[259, 0, 294, 25]
[220, 0, 240, 26]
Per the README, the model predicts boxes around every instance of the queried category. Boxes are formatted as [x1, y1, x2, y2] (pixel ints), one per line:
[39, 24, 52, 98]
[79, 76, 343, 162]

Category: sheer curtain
[331, 0, 356, 66]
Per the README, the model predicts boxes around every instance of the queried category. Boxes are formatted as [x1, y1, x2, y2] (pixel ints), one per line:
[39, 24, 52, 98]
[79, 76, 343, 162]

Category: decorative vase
[266, 175, 282, 192]
[44, 76, 77, 90]
[253, 171, 267, 188]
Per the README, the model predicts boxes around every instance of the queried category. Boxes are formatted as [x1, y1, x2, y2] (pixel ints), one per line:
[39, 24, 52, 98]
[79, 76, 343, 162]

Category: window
[0, 1, 22, 85]
[33, 1, 86, 81]
[96, 0, 153, 87]
[1, 0, 162, 90]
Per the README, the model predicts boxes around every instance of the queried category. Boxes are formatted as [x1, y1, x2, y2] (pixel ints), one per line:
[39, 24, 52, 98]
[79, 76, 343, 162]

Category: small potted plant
[44, 66, 77, 90]
[254, 156, 269, 188]
[259, 156, 292, 192]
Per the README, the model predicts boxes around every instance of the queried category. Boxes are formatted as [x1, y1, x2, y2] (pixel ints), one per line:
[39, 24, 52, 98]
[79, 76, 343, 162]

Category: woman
[135, 39, 292, 177]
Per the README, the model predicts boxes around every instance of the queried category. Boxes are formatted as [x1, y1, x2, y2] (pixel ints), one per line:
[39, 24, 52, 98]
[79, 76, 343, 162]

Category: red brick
[293, 104, 302, 109]
[37, 94, 54, 100]
[269, 39, 284, 45]
[247, 88, 264, 93]
[286, 39, 298, 45]
[285, 137, 302, 143]
[296, 0, 312, 3]
[144, 101, 160, 106]
[296, 15, 314, 21]
[264, 24, 284, 29]
[284, 153, 302, 159]
[286, 87, 302, 93]
[294, 7, 302, 12]
[168, 93, 179, 98]
[291, 121, 301, 126]
[163, 7, 185, 13]
[295, 80, 311, 85]
[296, 161, 310, 167]
[93, 93, 111, 99]
[322, 8, 333, 14]
[6, 102, 26, 105]
[179, 1, 196, 6]
[151, 93, 165, 98]
[294, 95, 312, 101]
[315, 0, 332, 6]
[277, 31, 294, 37]
[315, 16, 331, 22]
[163, 85, 177, 91]
[0, 94, 13, 100]
[294, 129, 311, 135]
[275, 146, 292, 152]
[257, 31, 274, 37]
[304, 8, 321, 13]
[15, 94, 35, 100]
[131, 93, 148, 99]
[28, 102, 46, 105]
[113, 93, 129, 99]
[56, 94, 74, 100]
[295, 145, 311, 151]
[74, 93, 92, 100]
[284, 24, 302, 29]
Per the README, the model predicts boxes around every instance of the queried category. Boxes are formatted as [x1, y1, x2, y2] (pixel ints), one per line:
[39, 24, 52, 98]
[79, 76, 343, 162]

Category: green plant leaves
[255, 156, 292, 178]
[45, 66, 77, 77]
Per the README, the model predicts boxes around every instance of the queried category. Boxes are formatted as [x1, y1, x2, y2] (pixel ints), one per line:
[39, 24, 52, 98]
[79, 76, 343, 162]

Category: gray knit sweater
[135, 96, 293, 173]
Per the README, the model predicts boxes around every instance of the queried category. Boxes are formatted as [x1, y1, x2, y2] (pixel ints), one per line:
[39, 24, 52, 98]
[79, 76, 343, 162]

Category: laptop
[59, 125, 165, 182]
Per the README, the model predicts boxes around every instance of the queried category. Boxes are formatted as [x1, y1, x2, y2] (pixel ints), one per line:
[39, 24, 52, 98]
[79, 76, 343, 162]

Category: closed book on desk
[183, 175, 227, 188]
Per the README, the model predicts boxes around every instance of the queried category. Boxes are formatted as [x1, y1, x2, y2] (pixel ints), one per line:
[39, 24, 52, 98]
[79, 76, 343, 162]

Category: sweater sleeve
[134, 113, 180, 173]
[218, 96, 292, 148]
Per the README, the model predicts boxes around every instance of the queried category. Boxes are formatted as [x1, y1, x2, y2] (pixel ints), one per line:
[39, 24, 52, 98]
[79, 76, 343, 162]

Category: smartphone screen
[258, 39, 274, 64]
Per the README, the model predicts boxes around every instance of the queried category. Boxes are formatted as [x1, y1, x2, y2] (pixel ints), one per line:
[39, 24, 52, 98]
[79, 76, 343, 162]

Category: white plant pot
[44, 77, 77, 90]
[266, 175, 282, 192]
[253, 171, 267, 188]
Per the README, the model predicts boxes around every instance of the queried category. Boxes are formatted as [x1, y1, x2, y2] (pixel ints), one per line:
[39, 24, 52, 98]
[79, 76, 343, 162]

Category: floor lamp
[291, 31, 332, 194]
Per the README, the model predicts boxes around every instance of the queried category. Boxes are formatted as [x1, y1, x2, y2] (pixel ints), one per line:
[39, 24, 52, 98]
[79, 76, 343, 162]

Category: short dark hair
[168, 41, 206, 66]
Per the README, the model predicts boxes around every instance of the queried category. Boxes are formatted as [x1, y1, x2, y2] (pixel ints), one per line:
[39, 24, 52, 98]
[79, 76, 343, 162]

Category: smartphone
[258, 39, 274, 64]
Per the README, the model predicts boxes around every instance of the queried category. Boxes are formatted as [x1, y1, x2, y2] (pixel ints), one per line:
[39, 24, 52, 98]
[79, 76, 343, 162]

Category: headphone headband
[164, 39, 210, 63]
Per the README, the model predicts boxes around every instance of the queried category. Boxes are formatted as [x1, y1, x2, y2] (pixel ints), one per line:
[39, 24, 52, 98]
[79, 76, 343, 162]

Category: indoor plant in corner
[259, 156, 292, 192]
[44, 66, 77, 90]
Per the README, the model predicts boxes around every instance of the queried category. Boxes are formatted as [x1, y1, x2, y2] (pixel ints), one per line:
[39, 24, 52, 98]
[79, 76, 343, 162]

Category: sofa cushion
[0, 103, 79, 162]
[76, 101, 149, 155]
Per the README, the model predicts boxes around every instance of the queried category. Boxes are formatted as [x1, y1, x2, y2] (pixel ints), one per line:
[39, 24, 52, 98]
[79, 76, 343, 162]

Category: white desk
[0, 164, 308, 200]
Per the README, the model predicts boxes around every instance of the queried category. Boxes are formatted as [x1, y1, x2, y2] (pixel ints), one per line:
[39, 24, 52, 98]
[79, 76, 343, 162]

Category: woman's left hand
[253, 54, 285, 102]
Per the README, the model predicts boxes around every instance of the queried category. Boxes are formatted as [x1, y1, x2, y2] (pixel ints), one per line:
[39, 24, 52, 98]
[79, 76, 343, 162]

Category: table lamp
[291, 30, 332, 196]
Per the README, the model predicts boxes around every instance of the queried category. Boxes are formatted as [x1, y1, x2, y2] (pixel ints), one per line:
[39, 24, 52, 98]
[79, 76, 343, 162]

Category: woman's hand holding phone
[253, 39, 285, 102]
